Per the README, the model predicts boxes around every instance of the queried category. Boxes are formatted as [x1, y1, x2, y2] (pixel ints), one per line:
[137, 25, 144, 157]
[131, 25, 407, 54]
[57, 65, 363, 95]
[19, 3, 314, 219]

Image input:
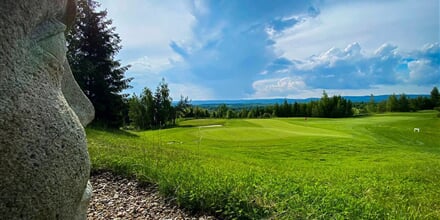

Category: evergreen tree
[217, 104, 228, 118]
[247, 109, 256, 118]
[66, 0, 132, 128]
[128, 94, 146, 130]
[273, 103, 281, 117]
[282, 99, 291, 117]
[376, 101, 387, 113]
[431, 86, 440, 107]
[320, 91, 330, 117]
[226, 109, 235, 119]
[174, 96, 191, 121]
[367, 94, 376, 113]
[291, 102, 297, 116]
[386, 94, 399, 112]
[239, 109, 249, 118]
[153, 78, 173, 127]
[128, 81, 182, 130]
[137, 88, 155, 129]
[398, 93, 410, 112]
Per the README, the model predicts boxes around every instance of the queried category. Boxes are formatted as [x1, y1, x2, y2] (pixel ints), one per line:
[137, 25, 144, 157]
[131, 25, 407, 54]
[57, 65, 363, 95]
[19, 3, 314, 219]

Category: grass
[87, 111, 440, 219]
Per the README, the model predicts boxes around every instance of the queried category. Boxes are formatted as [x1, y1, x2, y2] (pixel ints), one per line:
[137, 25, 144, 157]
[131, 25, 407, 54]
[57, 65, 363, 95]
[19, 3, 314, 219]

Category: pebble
[87, 171, 216, 220]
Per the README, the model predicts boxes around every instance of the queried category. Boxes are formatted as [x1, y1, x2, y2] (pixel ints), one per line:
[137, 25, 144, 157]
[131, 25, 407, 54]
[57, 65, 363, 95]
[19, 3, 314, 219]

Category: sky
[98, 0, 439, 100]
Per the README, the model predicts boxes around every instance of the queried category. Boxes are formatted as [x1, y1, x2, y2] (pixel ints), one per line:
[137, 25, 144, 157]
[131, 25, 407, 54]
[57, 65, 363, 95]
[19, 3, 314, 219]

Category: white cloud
[99, 0, 194, 50]
[169, 83, 214, 101]
[127, 55, 182, 74]
[98, 0, 195, 79]
[190, 0, 209, 16]
[274, 0, 439, 60]
[98, 0, 198, 98]
[295, 42, 439, 88]
[252, 77, 307, 98]
[408, 59, 440, 85]
[252, 42, 439, 98]
[297, 42, 363, 70]
[128, 55, 187, 75]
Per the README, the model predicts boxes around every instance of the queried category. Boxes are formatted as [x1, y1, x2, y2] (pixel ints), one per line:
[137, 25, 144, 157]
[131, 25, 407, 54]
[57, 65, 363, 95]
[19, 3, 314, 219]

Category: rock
[0, 0, 94, 219]
[75, 181, 93, 220]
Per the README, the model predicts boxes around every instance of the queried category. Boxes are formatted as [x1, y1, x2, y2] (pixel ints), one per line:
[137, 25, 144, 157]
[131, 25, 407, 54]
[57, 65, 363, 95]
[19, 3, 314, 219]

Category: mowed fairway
[87, 111, 440, 219]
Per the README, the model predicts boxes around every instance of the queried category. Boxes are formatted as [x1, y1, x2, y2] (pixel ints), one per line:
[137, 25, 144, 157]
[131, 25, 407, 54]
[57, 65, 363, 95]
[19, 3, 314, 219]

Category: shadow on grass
[87, 125, 140, 138]
[177, 124, 197, 128]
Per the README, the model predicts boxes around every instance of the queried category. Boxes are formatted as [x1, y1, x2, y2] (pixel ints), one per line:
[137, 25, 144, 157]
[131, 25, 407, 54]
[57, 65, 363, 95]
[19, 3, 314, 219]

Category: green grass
[87, 111, 440, 219]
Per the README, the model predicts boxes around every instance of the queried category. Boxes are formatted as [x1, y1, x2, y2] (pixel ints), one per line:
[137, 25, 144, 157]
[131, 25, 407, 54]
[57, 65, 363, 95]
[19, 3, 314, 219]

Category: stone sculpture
[0, 0, 94, 219]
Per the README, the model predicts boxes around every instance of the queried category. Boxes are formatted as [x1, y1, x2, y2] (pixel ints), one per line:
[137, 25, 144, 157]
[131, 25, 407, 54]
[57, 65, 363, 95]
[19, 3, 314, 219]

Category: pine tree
[153, 79, 173, 127]
[141, 88, 155, 128]
[398, 93, 410, 112]
[128, 88, 155, 130]
[386, 94, 399, 112]
[66, 0, 132, 128]
[431, 86, 440, 107]
[367, 94, 376, 113]
[174, 96, 191, 122]
[128, 94, 146, 130]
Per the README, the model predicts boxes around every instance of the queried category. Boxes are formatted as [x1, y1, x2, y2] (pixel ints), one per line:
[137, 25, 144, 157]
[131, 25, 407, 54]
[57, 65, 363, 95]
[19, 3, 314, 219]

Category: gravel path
[87, 171, 216, 220]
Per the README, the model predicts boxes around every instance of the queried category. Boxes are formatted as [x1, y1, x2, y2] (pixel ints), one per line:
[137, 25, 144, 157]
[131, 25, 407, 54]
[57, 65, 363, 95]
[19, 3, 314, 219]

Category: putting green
[194, 119, 351, 141]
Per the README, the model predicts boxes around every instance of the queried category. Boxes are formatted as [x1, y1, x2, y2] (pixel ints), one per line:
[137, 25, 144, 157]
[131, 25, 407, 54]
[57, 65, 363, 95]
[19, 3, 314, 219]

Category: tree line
[363, 87, 440, 113]
[126, 90, 354, 130]
[178, 87, 440, 121]
[177, 91, 354, 120]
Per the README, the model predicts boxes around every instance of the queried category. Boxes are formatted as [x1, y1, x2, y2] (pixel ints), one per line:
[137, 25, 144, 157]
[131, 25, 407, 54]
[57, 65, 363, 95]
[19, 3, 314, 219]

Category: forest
[126, 83, 440, 130]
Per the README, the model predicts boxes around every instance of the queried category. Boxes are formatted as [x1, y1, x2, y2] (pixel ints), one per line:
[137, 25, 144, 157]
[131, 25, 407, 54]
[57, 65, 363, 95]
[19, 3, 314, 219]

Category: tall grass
[87, 111, 440, 219]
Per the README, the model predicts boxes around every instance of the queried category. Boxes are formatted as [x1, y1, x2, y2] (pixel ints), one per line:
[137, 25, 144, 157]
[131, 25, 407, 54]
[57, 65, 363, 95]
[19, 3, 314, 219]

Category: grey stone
[0, 0, 94, 219]
[62, 59, 95, 127]
[76, 181, 93, 220]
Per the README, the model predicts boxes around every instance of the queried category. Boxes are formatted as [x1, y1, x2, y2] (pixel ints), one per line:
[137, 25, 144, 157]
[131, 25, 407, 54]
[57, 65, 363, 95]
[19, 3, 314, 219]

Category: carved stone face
[0, 0, 93, 218]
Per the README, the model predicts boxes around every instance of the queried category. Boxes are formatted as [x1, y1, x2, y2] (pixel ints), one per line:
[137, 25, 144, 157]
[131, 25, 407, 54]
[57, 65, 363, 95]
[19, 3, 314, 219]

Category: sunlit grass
[87, 111, 440, 219]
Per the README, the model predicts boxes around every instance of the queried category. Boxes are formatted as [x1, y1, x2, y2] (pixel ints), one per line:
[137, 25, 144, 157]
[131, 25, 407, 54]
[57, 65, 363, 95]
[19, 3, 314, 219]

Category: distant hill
[188, 94, 429, 107]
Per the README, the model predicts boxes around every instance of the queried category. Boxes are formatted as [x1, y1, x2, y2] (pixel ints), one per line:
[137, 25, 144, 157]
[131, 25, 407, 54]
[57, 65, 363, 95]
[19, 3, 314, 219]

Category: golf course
[87, 111, 440, 219]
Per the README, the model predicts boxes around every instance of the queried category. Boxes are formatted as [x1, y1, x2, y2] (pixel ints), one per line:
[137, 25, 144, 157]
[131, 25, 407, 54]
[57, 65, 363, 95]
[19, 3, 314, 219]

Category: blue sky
[98, 0, 439, 100]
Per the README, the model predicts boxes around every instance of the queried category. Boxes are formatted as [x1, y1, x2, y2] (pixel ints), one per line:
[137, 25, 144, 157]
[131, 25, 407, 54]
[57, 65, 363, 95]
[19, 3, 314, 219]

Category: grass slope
[87, 111, 440, 219]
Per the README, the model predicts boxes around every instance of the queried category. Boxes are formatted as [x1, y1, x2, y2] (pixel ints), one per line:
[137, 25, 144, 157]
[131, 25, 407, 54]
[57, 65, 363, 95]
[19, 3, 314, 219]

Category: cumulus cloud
[172, 0, 318, 98]
[97, 0, 195, 98]
[169, 83, 215, 101]
[274, 0, 439, 60]
[252, 77, 306, 98]
[405, 43, 440, 85]
[99, 0, 194, 49]
[127, 56, 182, 74]
[252, 42, 440, 98]
[300, 43, 439, 88]
[408, 60, 440, 85]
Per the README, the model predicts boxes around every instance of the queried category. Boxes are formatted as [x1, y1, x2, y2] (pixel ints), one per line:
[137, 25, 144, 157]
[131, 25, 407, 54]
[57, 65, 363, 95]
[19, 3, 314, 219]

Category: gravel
[87, 171, 216, 220]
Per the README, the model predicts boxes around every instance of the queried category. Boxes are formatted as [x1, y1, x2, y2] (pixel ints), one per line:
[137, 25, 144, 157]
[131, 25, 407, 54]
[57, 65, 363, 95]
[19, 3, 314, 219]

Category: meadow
[87, 111, 440, 219]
